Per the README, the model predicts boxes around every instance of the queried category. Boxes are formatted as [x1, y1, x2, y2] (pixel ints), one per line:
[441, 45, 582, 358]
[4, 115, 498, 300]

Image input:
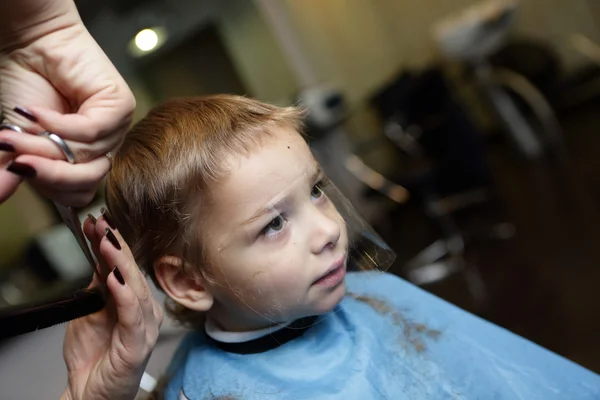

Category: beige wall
[278, 0, 600, 106]
[282, 0, 472, 104]
[217, 0, 299, 105]
[514, 0, 600, 68]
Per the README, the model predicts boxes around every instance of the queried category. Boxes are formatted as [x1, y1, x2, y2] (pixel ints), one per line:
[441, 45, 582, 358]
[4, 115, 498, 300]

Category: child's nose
[310, 209, 341, 254]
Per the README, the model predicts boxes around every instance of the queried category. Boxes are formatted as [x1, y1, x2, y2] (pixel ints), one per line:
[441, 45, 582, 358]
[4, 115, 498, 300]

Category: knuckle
[140, 287, 150, 304]
[0, 130, 12, 142]
[145, 332, 158, 349]
[74, 146, 94, 163]
[69, 125, 99, 144]
[130, 306, 144, 329]
[82, 123, 104, 143]
[113, 345, 143, 372]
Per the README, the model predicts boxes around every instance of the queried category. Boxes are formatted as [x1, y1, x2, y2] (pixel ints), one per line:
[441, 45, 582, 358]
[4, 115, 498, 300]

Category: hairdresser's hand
[61, 214, 163, 400]
[0, 1, 135, 207]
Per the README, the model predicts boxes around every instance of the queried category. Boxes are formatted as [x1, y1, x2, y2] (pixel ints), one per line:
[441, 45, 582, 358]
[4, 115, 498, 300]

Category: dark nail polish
[101, 207, 116, 230]
[105, 227, 121, 250]
[13, 107, 37, 122]
[87, 213, 97, 224]
[6, 161, 36, 178]
[112, 266, 125, 285]
[0, 142, 15, 152]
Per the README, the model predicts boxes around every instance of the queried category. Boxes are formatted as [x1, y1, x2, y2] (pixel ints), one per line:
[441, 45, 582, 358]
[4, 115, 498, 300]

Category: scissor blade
[53, 202, 97, 271]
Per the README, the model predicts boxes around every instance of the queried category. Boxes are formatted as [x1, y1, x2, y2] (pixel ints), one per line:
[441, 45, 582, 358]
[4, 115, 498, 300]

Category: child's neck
[208, 303, 288, 333]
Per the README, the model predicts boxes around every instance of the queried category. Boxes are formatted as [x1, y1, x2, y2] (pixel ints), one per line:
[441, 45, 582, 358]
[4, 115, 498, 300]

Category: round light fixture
[135, 28, 159, 52]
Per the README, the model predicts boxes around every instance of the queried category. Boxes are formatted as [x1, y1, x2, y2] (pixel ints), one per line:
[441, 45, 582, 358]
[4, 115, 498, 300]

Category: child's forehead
[227, 127, 312, 178]
[211, 129, 317, 213]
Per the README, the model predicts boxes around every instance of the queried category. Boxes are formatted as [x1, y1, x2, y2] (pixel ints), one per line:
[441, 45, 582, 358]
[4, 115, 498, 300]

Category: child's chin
[311, 281, 346, 315]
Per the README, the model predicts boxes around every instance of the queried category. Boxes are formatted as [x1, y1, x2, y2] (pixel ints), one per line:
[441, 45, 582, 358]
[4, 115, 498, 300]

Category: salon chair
[346, 67, 513, 307]
[434, 0, 567, 160]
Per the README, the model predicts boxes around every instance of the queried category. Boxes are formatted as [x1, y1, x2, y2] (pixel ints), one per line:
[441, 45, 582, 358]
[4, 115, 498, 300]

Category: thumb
[0, 169, 22, 204]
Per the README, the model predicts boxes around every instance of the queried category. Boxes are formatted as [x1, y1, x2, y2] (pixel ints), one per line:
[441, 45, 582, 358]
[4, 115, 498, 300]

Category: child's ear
[154, 255, 214, 312]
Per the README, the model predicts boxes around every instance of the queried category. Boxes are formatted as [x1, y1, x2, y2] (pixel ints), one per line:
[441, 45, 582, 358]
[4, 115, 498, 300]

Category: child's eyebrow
[240, 165, 323, 228]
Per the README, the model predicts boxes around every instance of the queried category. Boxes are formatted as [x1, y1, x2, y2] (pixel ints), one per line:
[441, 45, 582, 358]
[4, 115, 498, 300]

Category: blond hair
[106, 95, 304, 326]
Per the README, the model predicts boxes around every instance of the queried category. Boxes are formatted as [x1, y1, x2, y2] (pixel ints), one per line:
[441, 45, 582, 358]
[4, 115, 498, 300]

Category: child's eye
[311, 181, 325, 200]
[261, 215, 286, 237]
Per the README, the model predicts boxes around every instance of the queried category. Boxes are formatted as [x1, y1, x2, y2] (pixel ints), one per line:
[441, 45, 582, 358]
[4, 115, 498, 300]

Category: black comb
[0, 287, 106, 339]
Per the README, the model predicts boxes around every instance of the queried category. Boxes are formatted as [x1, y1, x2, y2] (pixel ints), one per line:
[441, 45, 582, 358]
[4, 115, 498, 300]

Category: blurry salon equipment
[298, 85, 393, 225]
[0, 203, 104, 311]
[434, 0, 566, 160]
[561, 34, 600, 108]
[571, 34, 600, 67]
[345, 67, 515, 307]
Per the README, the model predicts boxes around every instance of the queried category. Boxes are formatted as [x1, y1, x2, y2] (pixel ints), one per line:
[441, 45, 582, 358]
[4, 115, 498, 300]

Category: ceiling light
[135, 28, 159, 52]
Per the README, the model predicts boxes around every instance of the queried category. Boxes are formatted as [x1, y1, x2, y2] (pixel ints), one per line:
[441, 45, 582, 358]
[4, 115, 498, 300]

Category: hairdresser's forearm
[0, 0, 82, 51]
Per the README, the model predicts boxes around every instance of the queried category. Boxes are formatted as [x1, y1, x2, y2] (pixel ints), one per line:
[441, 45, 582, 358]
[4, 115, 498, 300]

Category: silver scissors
[54, 203, 97, 271]
[0, 117, 105, 338]
[1, 119, 97, 273]
[37, 130, 98, 273]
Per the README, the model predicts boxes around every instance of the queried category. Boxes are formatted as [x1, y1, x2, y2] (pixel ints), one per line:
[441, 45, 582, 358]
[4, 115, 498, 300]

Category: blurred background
[1, 0, 600, 397]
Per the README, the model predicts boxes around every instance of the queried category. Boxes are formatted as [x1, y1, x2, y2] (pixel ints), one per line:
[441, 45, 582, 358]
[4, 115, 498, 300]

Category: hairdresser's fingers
[83, 215, 98, 244]
[95, 217, 158, 336]
[0, 142, 20, 203]
[95, 216, 148, 298]
[0, 145, 15, 165]
[15, 153, 111, 191]
[85, 272, 102, 290]
[0, 168, 21, 204]
[9, 154, 110, 207]
[83, 216, 100, 262]
[28, 95, 134, 144]
[95, 215, 145, 292]
[83, 215, 110, 280]
[152, 297, 164, 328]
[32, 186, 98, 210]
[106, 269, 149, 368]
[0, 128, 66, 161]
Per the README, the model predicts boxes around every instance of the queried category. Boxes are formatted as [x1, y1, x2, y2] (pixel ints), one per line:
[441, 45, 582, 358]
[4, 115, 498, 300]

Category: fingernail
[0, 142, 15, 152]
[101, 207, 116, 230]
[87, 213, 97, 224]
[112, 266, 125, 285]
[13, 106, 37, 122]
[6, 161, 36, 178]
[105, 227, 121, 250]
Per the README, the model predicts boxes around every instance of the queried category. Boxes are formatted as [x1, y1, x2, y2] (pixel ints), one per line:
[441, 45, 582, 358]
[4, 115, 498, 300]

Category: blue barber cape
[165, 271, 600, 399]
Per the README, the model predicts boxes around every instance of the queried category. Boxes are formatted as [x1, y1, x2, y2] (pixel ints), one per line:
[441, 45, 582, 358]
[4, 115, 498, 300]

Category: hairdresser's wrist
[0, 0, 83, 51]
[61, 375, 140, 400]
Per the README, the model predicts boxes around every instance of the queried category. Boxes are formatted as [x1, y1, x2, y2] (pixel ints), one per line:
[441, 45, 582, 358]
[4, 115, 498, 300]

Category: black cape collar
[206, 315, 319, 355]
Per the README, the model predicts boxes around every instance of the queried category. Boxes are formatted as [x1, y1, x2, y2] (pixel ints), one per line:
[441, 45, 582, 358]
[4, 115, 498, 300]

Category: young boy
[106, 95, 599, 399]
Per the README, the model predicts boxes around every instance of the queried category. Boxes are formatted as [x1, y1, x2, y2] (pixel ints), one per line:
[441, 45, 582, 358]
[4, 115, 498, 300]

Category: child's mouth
[313, 262, 346, 287]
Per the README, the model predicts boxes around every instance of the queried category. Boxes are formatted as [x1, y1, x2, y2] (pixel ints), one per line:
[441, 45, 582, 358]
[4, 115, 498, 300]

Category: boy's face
[203, 127, 348, 331]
